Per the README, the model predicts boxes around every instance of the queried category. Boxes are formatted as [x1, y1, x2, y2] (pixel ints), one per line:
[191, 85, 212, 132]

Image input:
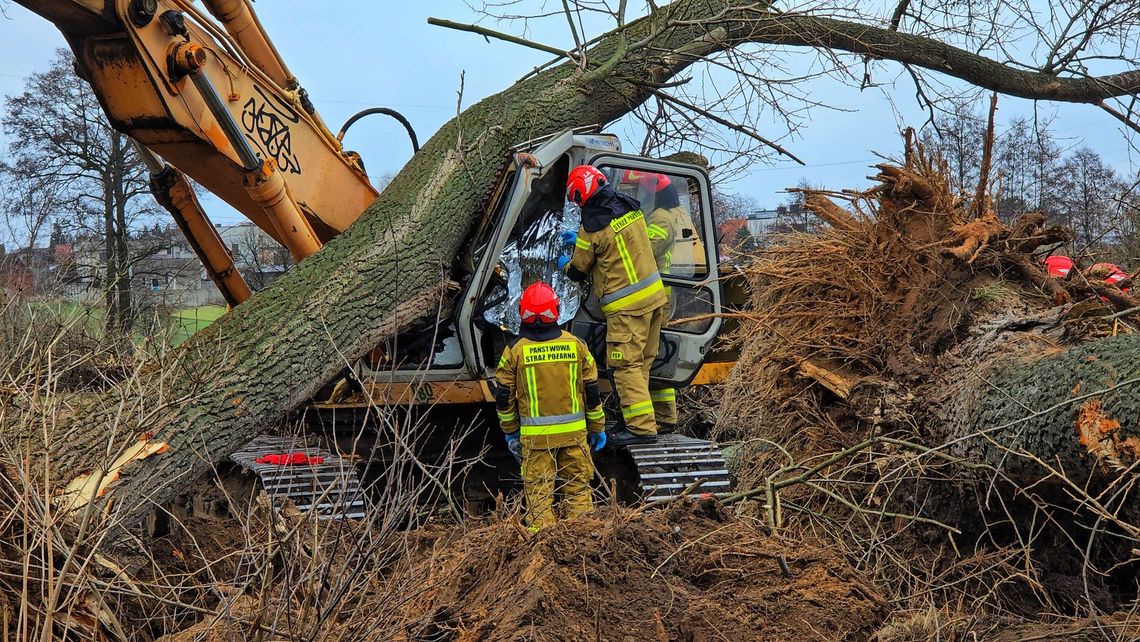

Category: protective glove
[556, 254, 572, 271]
[505, 431, 523, 463]
[560, 230, 578, 246]
[588, 431, 607, 452]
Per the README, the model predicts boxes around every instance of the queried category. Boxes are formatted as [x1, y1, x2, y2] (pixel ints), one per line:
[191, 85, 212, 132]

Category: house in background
[217, 222, 293, 291]
[0, 243, 75, 296]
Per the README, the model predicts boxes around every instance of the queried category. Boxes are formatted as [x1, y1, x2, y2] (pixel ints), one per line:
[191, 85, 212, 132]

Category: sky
[1, 0, 1137, 233]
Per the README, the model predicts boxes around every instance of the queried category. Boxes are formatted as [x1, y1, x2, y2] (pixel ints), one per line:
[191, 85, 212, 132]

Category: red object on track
[255, 452, 325, 465]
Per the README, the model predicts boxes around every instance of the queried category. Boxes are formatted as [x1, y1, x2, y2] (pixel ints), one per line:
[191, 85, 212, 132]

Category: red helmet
[621, 170, 671, 192]
[1043, 255, 1073, 277]
[520, 282, 559, 324]
[566, 165, 607, 206]
[1090, 262, 1126, 280]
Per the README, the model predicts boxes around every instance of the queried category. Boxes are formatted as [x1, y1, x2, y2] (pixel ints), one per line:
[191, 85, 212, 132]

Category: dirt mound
[390, 501, 885, 642]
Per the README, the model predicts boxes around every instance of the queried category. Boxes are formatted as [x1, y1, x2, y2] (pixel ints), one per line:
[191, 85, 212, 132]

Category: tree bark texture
[943, 333, 1140, 487]
[30, 0, 1140, 533]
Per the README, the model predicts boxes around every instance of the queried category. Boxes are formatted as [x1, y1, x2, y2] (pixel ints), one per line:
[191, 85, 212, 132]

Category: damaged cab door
[570, 155, 723, 388]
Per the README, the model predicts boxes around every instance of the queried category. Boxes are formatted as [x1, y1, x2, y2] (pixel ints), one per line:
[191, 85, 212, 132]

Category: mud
[390, 501, 886, 642]
[144, 501, 885, 641]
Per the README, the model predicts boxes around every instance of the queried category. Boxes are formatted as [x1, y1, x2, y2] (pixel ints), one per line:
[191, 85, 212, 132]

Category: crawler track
[231, 435, 367, 519]
[623, 433, 732, 502]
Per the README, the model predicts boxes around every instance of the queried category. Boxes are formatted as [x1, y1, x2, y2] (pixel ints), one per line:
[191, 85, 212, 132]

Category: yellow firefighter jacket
[495, 329, 605, 449]
[570, 205, 668, 317]
[647, 205, 707, 276]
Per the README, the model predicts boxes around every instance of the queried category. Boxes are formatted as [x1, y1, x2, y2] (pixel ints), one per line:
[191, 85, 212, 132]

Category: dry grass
[0, 292, 484, 641]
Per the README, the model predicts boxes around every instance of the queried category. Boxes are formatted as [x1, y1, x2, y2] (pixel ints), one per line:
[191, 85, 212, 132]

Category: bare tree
[995, 116, 1065, 223]
[2, 49, 156, 333]
[229, 225, 294, 291]
[1059, 146, 1129, 252]
[920, 103, 986, 194]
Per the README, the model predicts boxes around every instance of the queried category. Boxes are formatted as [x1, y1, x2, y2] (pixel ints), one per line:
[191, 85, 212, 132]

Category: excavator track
[231, 435, 367, 520]
[623, 433, 732, 502]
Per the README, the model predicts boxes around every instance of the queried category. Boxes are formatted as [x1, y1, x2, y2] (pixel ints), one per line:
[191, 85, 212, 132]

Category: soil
[389, 500, 886, 642]
[151, 501, 885, 641]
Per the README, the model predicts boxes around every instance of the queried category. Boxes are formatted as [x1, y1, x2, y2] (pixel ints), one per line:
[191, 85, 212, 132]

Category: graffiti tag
[240, 85, 302, 174]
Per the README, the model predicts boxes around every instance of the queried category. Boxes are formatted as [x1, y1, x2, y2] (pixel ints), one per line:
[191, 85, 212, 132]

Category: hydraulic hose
[336, 107, 420, 153]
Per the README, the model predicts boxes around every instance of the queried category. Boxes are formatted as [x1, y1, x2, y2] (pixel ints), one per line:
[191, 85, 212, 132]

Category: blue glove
[588, 431, 607, 452]
[560, 230, 578, 246]
[557, 254, 572, 271]
[505, 431, 522, 463]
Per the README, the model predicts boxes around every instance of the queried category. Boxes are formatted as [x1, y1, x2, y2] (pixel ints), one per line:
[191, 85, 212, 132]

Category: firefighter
[560, 165, 669, 445]
[1091, 262, 1131, 293]
[496, 282, 606, 531]
[623, 170, 690, 433]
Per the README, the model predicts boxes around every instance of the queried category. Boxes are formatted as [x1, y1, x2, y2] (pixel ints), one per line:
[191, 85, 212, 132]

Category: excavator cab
[457, 130, 724, 392]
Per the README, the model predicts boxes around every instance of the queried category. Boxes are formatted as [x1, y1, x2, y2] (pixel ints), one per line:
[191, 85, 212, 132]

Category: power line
[752, 158, 878, 172]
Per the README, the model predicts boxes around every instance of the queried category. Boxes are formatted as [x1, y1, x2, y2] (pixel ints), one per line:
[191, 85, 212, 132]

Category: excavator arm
[17, 0, 384, 303]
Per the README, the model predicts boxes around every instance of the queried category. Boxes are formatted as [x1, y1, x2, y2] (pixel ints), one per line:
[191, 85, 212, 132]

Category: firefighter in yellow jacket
[560, 165, 668, 445]
[496, 282, 606, 531]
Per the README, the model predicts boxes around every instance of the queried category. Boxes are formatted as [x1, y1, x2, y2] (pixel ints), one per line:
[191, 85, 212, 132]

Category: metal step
[231, 435, 367, 521]
[619, 433, 734, 503]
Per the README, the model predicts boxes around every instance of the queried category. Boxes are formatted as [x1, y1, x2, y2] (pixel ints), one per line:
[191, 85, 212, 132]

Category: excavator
[16, 0, 740, 518]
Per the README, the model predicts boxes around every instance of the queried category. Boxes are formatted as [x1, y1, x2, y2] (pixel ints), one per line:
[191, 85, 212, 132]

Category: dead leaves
[1075, 398, 1140, 470]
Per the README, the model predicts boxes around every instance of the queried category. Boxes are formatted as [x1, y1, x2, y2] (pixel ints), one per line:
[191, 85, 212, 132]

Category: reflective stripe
[651, 389, 676, 402]
[614, 235, 638, 284]
[586, 408, 605, 421]
[600, 273, 664, 314]
[575, 237, 591, 250]
[497, 410, 518, 423]
[621, 400, 654, 419]
[521, 412, 586, 426]
[520, 412, 587, 436]
[647, 223, 668, 240]
[525, 367, 539, 417]
[569, 361, 580, 414]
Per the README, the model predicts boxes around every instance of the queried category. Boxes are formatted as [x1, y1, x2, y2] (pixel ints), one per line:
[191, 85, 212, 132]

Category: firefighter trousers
[606, 302, 666, 436]
[522, 438, 595, 531]
[651, 292, 677, 428]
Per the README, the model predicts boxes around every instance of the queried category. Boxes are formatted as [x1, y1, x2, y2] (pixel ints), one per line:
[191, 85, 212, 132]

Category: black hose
[336, 107, 420, 153]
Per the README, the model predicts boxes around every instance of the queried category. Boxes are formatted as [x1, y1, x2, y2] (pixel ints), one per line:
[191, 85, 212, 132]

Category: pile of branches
[719, 124, 1138, 452]
[714, 114, 1140, 631]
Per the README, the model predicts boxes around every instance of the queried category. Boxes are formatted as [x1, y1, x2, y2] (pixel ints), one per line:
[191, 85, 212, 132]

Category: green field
[12, 301, 228, 345]
[168, 305, 227, 344]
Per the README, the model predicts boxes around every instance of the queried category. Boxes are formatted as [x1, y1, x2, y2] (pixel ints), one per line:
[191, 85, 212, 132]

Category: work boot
[607, 429, 657, 447]
[657, 423, 677, 435]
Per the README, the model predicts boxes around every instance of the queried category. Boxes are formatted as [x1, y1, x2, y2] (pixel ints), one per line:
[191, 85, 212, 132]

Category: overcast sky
[2, 1, 1137, 231]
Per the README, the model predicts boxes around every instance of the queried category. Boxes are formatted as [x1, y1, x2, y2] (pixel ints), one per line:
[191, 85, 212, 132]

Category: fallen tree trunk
[16, 0, 1140, 534]
[943, 331, 1140, 486]
[28, 0, 772, 533]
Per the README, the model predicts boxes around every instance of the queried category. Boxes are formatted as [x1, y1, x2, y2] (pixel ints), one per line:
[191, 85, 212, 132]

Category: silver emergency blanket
[483, 203, 583, 334]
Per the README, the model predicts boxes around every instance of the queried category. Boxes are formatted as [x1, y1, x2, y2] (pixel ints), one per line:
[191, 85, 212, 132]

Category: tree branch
[726, 10, 1140, 103]
[427, 18, 570, 59]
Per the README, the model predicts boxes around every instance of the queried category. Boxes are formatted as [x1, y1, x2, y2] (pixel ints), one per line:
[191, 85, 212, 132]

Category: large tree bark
[26, 0, 1140, 533]
[945, 332, 1140, 486]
